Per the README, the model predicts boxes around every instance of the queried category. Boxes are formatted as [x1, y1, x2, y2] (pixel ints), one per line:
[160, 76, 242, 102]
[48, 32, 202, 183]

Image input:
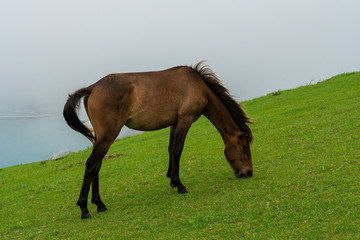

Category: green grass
[1, 72, 359, 239]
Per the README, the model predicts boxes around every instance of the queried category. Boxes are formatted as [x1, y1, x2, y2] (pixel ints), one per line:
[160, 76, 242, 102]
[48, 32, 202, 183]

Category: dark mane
[191, 61, 253, 142]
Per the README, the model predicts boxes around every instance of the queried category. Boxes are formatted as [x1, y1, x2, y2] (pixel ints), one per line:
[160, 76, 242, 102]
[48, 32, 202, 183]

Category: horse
[63, 61, 253, 219]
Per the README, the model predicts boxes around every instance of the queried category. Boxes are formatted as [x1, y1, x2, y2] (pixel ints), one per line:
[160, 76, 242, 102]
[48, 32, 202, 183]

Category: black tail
[63, 87, 95, 142]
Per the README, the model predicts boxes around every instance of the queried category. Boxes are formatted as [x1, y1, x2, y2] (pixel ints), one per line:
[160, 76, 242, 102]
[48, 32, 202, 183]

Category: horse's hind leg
[77, 135, 118, 219]
[77, 150, 101, 219]
[91, 161, 107, 213]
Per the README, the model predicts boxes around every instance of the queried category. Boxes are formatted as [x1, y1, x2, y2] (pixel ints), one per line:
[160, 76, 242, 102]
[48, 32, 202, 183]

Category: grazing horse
[63, 61, 253, 219]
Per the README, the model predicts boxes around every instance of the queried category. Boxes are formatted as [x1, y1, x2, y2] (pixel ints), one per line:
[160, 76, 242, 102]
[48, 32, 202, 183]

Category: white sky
[1, 0, 359, 111]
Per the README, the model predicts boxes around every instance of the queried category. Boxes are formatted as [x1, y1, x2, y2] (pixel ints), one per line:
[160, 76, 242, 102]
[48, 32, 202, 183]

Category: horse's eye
[238, 134, 248, 140]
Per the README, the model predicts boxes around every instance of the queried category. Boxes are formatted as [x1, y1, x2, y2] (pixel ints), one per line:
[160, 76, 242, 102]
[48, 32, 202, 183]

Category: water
[0, 111, 141, 169]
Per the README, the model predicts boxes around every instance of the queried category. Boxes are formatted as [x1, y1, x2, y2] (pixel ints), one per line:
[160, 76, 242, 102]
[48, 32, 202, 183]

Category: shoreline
[0, 114, 53, 120]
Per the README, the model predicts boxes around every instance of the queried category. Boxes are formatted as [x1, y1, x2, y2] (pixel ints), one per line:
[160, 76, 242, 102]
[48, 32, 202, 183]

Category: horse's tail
[63, 86, 95, 143]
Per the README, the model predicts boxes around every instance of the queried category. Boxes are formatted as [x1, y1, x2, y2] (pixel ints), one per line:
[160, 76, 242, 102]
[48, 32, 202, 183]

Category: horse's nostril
[236, 170, 253, 178]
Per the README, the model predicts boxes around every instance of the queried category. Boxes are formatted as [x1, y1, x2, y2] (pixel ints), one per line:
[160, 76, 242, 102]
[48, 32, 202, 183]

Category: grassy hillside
[1, 72, 359, 239]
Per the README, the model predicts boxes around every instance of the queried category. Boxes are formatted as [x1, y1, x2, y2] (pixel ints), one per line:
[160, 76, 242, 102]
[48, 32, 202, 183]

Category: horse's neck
[204, 94, 239, 143]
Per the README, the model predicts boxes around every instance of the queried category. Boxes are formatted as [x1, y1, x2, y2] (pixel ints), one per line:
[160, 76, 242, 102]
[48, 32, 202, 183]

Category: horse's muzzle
[236, 170, 253, 178]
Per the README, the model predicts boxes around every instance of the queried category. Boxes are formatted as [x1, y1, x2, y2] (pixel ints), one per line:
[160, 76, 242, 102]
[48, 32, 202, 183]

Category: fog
[1, 0, 359, 113]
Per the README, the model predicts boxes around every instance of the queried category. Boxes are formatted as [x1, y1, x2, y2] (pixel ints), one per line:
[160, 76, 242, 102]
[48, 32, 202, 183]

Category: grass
[1, 72, 359, 239]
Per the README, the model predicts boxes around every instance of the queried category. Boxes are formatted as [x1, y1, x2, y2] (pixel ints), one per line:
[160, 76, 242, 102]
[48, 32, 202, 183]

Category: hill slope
[0, 72, 359, 239]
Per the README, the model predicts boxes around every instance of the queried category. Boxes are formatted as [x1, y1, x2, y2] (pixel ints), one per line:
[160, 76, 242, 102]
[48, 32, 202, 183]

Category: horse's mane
[190, 61, 253, 142]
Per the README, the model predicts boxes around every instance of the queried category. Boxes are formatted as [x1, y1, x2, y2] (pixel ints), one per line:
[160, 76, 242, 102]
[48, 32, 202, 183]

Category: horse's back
[88, 66, 210, 131]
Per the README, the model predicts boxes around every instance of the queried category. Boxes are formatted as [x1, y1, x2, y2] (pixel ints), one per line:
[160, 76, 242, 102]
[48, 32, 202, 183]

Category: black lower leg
[169, 122, 191, 194]
[77, 175, 93, 219]
[77, 152, 102, 219]
[166, 161, 172, 179]
[76, 134, 116, 219]
[167, 126, 175, 179]
[91, 172, 107, 212]
[171, 151, 188, 194]
[170, 178, 188, 193]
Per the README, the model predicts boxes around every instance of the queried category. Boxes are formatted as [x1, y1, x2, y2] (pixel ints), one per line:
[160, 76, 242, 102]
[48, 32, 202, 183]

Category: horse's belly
[124, 113, 176, 131]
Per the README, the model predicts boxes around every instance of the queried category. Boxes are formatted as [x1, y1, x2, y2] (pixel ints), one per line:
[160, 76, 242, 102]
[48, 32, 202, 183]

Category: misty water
[0, 110, 141, 169]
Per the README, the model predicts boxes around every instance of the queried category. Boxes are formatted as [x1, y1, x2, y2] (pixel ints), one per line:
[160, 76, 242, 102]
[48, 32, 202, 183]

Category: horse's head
[224, 133, 253, 178]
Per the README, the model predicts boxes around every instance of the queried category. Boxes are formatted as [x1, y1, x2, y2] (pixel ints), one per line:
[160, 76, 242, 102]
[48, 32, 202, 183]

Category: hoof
[170, 182, 176, 188]
[97, 206, 108, 213]
[81, 213, 93, 219]
[178, 188, 188, 194]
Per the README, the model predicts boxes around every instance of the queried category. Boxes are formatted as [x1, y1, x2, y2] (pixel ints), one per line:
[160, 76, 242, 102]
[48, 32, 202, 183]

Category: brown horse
[63, 61, 253, 219]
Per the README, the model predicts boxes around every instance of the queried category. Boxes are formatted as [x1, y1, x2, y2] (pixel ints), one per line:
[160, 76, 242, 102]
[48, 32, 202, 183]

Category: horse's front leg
[167, 125, 175, 181]
[170, 119, 192, 194]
